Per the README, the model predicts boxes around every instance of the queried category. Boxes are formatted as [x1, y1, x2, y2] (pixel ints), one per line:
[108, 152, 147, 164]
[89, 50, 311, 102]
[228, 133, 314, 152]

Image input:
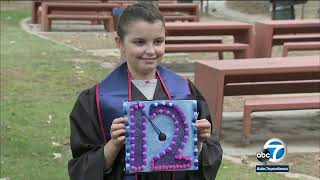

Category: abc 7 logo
[256, 149, 270, 162]
[256, 138, 287, 163]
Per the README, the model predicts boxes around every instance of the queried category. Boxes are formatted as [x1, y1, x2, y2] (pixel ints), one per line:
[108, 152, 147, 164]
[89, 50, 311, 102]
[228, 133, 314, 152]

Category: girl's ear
[115, 36, 121, 49]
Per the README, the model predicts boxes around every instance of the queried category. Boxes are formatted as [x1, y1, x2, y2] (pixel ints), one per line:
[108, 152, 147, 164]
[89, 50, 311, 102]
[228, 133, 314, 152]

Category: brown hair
[117, 3, 165, 41]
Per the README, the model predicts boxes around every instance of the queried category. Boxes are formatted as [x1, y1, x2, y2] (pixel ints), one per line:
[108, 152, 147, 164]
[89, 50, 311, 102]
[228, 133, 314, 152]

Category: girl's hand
[104, 117, 127, 169]
[110, 117, 127, 147]
[196, 119, 211, 142]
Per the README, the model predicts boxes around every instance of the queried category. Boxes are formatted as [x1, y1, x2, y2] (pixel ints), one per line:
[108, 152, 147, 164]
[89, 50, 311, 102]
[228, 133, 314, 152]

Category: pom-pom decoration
[123, 100, 199, 174]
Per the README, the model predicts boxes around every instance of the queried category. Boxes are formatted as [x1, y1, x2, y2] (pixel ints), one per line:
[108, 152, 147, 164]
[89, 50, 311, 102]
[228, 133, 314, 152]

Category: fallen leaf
[52, 153, 62, 159]
[31, 152, 39, 156]
[240, 155, 250, 165]
[63, 137, 70, 145]
[52, 141, 62, 147]
[0, 177, 11, 180]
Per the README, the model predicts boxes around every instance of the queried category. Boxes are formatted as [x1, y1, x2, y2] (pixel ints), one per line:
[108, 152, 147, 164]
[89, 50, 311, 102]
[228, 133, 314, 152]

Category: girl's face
[116, 20, 165, 79]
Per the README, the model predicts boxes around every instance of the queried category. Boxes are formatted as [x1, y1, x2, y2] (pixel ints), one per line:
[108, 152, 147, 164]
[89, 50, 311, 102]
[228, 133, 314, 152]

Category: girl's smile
[116, 20, 165, 80]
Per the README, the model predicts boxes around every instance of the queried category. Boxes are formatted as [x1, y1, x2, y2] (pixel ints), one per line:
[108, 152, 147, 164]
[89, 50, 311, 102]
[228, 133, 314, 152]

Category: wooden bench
[41, 2, 118, 32]
[194, 56, 320, 139]
[164, 15, 198, 22]
[159, 3, 200, 22]
[243, 95, 320, 142]
[165, 36, 223, 44]
[166, 22, 254, 59]
[165, 43, 249, 59]
[255, 19, 320, 58]
[121, 3, 200, 22]
[282, 41, 320, 57]
[273, 34, 320, 45]
[165, 36, 224, 59]
[112, 3, 200, 30]
[32, 0, 104, 24]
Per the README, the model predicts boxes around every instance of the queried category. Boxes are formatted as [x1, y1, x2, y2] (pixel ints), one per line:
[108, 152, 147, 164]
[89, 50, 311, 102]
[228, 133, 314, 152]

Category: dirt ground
[226, 1, 270, 15]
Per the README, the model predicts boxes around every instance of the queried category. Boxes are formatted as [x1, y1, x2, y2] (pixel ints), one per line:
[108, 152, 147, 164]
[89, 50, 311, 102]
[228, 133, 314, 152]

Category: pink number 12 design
[123, 100, 199, 174]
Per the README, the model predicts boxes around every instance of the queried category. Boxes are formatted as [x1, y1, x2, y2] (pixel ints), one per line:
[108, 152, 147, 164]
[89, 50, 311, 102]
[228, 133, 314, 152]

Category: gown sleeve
[68, 87, 106, 180]
[187, 80, 223, 180]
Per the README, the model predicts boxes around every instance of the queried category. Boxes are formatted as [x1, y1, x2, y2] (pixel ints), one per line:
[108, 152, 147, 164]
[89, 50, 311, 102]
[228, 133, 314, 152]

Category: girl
[68, 3, 222, 180]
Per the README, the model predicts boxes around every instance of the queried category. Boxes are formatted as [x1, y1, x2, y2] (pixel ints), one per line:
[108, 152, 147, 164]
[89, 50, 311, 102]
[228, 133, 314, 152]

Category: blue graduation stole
[96, 62, 191, 180]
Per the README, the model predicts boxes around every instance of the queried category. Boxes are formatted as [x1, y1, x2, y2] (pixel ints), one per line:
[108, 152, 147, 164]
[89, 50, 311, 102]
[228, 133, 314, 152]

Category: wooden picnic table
[31, 0, 104, 24]
[254, 19, 320, 58]
[165, 22, 255, 58]
[40, 2, 118, 32]
[111, 3, 200, 30]
[194, 55, 320, 139]
[158, 3, 200, 22]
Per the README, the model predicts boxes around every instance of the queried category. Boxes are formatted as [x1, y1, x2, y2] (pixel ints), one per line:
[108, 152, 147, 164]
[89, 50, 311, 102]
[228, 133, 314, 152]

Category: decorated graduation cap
[123, 100, 199, 174]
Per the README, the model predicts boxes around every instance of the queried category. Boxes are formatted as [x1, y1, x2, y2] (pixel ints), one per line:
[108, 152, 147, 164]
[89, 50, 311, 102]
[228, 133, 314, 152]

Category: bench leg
[37, 8, 41, 24]
[41, 16, 50, 32]
[234, 49, 249, 59]
[41, 5, 50, 32]
[31, 1, 38, 24]
[243, 107, 252, 143]
[104, 19, 114, 32]
[218, 52, 224, 60]
[91, 20, 99, 25]
[112, 15, 119, 31]
[282, 46, 289, 57]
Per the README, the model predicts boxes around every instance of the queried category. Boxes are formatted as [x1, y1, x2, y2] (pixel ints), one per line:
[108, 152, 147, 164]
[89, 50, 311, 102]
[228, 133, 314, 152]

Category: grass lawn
[245, 152, 320, 178]
[1, 6, 294, 180]
[217, 159, 288, 180]
[1, 8, 108, 180]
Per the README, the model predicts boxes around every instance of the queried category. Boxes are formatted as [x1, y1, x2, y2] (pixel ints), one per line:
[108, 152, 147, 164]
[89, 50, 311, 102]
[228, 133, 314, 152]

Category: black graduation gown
[68, 79, 223, 180]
